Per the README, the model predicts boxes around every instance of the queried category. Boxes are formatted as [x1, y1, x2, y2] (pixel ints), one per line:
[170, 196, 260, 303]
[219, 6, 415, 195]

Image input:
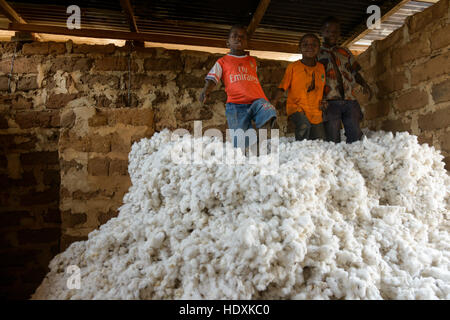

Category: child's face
[300, 37, 320, 58]
[322, 22, 340, 45]
[227, 28, 248, 51]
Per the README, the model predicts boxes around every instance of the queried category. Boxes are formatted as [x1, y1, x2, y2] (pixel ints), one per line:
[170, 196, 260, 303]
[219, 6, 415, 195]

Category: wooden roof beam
[2, 22, 299, 53]
[247, 0, 271, 40]
[0, 0, 26, 24]
[119, 0, 139, 33]
[0, 0, 42, 40]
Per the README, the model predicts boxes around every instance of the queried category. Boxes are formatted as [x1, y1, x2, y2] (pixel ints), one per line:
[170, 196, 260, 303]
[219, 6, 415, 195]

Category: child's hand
[363, 84, 373, 100]
[199, 89, 208, 104]
[319, 100, 328, 112]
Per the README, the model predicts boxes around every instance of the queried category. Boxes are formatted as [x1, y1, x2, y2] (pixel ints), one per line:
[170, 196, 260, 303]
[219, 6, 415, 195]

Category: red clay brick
[73, 43, 116, 55]
[381, 119, 411, 133]
[432, 79, 450, 104]
[132, 108, 154, 126]
[94, 56, 137, 71]
[17, 228, 60, 245]
[89, 134, 111, 153]
[395, 88, 429, 112]
[42, 208, 61, 224]
[0, 76, 8, 91]
[88, 157, 110, 176]
[46, 93, 78, 109]
[14, 112, 37, 129]
[0, 56, 40, 74]
[0, 211, 31, 228]
[419, 106, 450, 131]
[61, 210, 87, 228]
[0, 113, 8, 129]
[17, 76, 38, 91]
[60, 159, 83, 173]
[48, 42, 66, 55]
[391, 37, 430, 66]
[362, 100, 391, 121]
[20, 187, 59, 206]
[43, 170, 60, 185]
[109, 159, 128, 176]
[21, 151, 59, 166]
[79, 74, 120, 88]
[11, 95, 33, 110]
[144, 57, 183, 71]
[22, 42, 49, 55]
[88, 111, 108, 127]
[72, 190, 99, 200]
[110, 133, 130, 153]
[411, 52, 450, 85]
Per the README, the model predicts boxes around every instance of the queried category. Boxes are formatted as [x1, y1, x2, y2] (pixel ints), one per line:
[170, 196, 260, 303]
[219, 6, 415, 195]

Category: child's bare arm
[272, 88, 285, 107]
[355, 72, 373, 100]
[199, 80, 216, 104]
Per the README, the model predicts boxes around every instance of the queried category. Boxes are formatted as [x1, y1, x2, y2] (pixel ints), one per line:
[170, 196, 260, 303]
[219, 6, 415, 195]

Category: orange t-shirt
[206, 54, 268, 104]
[278, 60, 326, 124]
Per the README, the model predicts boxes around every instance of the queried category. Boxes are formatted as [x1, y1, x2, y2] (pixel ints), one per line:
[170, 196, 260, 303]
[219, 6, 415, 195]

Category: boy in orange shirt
[273, 34, 327, 141]
[200, 25, 277, 149]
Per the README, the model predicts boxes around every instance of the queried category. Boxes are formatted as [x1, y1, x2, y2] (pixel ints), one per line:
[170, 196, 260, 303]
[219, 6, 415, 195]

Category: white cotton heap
[32, 130, 450, 300]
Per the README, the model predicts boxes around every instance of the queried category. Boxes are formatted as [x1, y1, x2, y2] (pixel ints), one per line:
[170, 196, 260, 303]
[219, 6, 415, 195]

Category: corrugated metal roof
[349, 0, 433, 52]
[0, 0, 436, 54]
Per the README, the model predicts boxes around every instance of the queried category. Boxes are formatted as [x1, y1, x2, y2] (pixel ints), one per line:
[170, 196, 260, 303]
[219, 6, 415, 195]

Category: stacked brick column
[0, 42, 63, 299]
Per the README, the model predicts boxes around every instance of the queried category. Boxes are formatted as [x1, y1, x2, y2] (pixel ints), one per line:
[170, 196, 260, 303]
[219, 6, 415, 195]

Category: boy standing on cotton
[318, 16, 373, 143]
[199, 25, 277, 151]
[273, 34, 327, 141]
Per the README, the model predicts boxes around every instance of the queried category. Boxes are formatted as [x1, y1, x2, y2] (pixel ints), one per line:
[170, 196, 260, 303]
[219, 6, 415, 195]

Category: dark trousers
[289, 112, 326, 141]
[323, 100, 363, 144]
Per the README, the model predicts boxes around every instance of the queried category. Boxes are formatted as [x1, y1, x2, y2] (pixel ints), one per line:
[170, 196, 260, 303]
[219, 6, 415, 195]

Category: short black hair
[228, 24, 248, 37]
[299, 33, 321, 46]
[321, 16, 341, 28]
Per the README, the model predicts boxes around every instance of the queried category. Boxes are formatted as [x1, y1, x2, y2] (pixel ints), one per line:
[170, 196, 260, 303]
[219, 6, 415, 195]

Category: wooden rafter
[0, 0, 26, 24]
[247, 0, 271, 40]
[0, 0, 42, 40]
[2, 22, 299, 53]
[119, 0, 139, 33]
[342, 0, 409, 48]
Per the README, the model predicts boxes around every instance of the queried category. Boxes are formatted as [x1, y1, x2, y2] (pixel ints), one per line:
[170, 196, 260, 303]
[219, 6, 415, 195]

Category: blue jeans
[226, 98, 277, 148]
[323, 100, 363, 143]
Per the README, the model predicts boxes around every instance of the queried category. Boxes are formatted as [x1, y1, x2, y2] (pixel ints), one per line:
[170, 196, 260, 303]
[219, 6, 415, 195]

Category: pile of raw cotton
[32, 130, 449, 299]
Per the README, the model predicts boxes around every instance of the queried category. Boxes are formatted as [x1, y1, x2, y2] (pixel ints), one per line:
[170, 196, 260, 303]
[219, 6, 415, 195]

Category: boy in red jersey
[199, 25, 277, 150]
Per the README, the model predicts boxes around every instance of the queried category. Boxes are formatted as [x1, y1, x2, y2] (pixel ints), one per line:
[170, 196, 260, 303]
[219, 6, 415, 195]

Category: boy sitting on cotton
[273, 34, 327, 141]
[199, 24, 277, 153]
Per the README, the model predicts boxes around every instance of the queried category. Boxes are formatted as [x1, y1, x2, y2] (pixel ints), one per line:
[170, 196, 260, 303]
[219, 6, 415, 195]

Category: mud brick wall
[0, 42, 62, 299]
[0, 40, 287, 299]
[356, 0, 450, 169]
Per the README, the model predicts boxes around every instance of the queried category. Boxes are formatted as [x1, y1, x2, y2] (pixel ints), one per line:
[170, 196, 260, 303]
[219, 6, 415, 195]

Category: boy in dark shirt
[318, 16, 373, 143]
